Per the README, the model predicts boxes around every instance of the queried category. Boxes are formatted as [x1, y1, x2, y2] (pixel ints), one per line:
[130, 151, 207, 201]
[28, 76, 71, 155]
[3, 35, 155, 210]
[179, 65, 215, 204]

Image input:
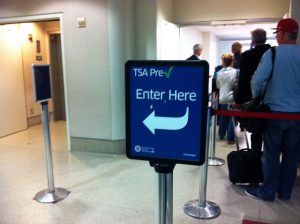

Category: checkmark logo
[164, 66, 174, 79]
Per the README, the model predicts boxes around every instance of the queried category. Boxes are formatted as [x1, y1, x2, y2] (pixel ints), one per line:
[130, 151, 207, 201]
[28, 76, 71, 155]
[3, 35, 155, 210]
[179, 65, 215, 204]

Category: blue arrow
[143, 107, 189, 135]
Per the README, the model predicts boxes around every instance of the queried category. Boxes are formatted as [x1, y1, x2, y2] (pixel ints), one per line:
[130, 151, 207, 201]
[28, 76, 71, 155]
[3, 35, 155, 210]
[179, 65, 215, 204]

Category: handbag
[240, 97, 270, 133]
[240, 47, 276, 134]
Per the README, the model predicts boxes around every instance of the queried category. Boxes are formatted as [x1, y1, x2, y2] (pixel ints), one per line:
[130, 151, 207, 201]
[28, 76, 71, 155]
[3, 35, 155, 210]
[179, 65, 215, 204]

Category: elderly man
[186, 44, 202, 60]
[245, 18, 300, 202]
[235, 29, 271, 151]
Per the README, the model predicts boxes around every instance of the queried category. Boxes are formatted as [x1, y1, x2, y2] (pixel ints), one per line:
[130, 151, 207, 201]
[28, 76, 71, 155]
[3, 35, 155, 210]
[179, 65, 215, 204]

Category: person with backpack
[245, 18, 300, 202]
[235, 28, 271, 151]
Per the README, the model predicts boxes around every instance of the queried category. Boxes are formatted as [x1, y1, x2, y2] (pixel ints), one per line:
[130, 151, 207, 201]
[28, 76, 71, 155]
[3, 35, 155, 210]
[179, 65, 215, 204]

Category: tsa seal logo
[134, 145, 142, 152]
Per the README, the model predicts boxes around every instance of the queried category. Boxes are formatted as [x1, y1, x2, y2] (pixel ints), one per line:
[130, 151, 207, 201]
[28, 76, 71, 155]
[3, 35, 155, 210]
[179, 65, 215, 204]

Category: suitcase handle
[232, 116, 250, 151]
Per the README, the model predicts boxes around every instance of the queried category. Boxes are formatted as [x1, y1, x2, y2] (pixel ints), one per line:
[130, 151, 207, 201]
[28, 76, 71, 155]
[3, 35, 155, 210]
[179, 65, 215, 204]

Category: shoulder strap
[269, 47, 276, 80]
[262, 46, 276, 99]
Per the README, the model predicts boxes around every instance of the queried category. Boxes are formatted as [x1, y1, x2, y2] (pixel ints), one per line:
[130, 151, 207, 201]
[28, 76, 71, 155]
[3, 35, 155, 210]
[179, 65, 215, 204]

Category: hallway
[0, 122, 299, 224]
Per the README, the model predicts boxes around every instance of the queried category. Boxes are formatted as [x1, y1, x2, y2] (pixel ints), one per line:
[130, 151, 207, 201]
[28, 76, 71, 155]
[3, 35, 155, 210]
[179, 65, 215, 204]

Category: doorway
[50, 33, 66, 121]
[0, 14, 70, 151]
[0, 21, 65, 133]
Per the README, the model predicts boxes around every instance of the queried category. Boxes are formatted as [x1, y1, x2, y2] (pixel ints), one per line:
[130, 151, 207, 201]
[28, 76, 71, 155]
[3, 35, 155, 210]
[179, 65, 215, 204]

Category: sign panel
[32, 64, 52, 103]
[126, 61, 209, 165]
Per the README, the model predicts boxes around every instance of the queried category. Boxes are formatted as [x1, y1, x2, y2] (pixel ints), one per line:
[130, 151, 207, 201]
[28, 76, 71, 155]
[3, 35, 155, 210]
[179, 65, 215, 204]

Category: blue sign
[126, 61, 209, 165]
[32, 64, 52, 103]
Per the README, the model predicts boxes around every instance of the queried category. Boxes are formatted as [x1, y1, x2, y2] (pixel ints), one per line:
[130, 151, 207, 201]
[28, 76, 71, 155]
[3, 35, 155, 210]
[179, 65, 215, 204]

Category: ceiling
[189, 22, 277, 40]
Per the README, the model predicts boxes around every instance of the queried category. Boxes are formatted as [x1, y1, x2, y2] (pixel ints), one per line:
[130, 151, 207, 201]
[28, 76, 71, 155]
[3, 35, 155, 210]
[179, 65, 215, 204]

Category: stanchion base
[208, 158, 225, 166]
[34, 188, 70, 203]
[183, 199, 221, 219]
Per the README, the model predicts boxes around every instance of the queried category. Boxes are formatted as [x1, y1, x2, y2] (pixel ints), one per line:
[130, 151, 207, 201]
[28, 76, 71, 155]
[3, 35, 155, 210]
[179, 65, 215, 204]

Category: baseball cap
[272, 18, 298, 34]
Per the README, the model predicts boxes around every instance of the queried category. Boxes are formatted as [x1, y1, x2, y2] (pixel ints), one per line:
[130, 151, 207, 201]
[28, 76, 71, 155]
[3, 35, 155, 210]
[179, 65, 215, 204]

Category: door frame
[48, 32, 66, 122]
[0, 13, 71, 151]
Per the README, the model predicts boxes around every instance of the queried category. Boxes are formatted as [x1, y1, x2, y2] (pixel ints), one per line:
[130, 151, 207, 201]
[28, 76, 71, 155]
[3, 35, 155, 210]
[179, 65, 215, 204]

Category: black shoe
[278, 194, 291, 200]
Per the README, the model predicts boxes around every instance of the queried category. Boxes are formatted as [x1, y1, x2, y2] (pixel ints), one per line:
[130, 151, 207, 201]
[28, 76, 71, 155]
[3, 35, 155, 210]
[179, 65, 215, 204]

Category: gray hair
[251, 29, 267, 45]
[285, 32, 298, 40]
[193, 44, 203, 51]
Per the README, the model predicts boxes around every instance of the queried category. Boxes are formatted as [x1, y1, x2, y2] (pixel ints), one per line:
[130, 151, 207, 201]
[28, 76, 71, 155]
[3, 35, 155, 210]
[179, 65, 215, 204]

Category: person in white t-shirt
[216, 53, 238, 144]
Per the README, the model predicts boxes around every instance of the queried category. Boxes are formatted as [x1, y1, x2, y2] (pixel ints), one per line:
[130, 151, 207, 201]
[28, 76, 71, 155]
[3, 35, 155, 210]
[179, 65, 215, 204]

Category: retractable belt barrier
[214, 109, 300, 120]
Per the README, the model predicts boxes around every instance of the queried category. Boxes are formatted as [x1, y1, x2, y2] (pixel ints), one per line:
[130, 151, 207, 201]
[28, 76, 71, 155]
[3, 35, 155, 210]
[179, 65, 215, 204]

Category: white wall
[210, 33, 219, 72]
[0, 0, 118, 144]
[157, 0, 174, 59]
[135, 0, 157, 59]
[179, 27, 203, 59]
[135, 0, 177, 60]
[202, 32, 211, 63]
[108, 0, 135, 140]
[159, 20, 180, 59]
[157, 0, 173, 22]
[173, 0, 290, 23]
[62, 1, 112, 140]
[200, 32, 219, 93]
[205, 32, 218, 75]
[290, 0, 300, 45]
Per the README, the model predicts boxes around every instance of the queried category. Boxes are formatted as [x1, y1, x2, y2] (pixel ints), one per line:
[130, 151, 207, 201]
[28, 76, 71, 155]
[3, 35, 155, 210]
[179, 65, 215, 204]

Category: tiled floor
[0, 121, 299, 224]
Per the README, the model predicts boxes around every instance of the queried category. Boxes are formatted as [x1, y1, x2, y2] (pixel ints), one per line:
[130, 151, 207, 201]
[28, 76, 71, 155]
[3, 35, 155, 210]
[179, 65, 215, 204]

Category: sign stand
[151, 162, 175, 224]
[126, 60, 211, 221]
[183, 107, 221, 219]
[34, 101, 69, 203]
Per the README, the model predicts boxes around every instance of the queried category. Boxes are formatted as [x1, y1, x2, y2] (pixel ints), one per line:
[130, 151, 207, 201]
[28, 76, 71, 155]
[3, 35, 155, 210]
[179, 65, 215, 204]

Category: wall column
[290, 0, 300, 44]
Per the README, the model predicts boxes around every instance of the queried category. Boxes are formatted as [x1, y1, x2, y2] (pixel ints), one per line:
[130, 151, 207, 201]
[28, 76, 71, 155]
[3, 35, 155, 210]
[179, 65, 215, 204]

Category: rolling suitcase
[227, 118, 264, 184]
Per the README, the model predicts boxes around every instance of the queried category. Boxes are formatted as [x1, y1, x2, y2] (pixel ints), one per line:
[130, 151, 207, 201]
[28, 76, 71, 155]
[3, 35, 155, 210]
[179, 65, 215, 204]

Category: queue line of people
[187, 18, 300, 202]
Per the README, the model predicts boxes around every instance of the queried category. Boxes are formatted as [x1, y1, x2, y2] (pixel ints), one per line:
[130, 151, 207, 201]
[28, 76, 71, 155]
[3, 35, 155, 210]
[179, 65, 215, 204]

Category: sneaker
[245, 188, 275, 202]
[227, 141, 235, 145]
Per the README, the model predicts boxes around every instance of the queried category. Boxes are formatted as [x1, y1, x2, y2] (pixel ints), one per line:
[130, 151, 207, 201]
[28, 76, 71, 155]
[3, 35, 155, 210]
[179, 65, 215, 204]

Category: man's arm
[251, 50, 273, 98]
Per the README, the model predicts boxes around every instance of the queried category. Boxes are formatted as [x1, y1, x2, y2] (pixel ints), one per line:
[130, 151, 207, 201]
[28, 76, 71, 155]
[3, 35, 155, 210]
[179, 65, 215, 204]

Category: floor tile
[0, 122, 299, 224]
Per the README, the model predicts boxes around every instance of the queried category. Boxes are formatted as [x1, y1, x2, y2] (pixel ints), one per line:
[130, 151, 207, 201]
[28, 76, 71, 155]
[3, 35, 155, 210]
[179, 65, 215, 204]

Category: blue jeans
[261, 118, 300, 199]
[218, 104, 235, 142]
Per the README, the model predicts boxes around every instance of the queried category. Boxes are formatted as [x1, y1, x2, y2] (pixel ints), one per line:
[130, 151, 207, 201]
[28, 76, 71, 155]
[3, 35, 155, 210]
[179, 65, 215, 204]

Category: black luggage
[227, 119, 263, 184]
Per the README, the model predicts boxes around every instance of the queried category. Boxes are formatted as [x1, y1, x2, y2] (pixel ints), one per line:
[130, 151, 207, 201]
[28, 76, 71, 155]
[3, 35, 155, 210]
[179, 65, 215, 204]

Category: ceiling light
[210, 20, 247, 26]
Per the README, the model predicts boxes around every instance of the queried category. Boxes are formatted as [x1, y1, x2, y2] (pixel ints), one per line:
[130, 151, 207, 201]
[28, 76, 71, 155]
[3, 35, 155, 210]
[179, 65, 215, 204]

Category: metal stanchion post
[34, 102, 69, 203]
[183, 107, 221, 219]
[208, 91, 225, 166]
[208, 108, 225, 166]
[152, 163, 175, 224]
[158, 173, 173, 224]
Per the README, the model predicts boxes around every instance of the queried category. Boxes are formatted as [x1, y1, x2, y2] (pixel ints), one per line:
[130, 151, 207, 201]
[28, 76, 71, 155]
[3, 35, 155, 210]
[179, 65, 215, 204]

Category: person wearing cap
[216, 53, 238, 144]
[245, 18, 300, 202]
[235, 28, 271, 152]
[186, 44, 202, 60]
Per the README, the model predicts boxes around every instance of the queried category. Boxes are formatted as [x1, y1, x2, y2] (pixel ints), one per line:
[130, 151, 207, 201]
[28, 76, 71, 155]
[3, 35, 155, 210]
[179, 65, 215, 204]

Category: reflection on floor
[0, 121, 299, 224]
